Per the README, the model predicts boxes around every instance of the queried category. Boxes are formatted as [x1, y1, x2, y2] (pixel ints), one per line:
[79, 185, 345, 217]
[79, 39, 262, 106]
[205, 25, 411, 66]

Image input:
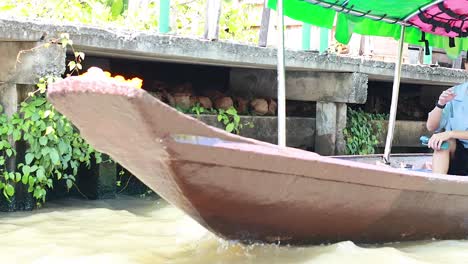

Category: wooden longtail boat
[48, 77, 468, 245]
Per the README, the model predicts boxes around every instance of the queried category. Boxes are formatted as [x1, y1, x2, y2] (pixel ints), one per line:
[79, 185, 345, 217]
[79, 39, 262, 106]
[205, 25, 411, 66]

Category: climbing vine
[343, 108, 388, 155]
[0, 34, 102, 205]
[0, 105, 17, 200]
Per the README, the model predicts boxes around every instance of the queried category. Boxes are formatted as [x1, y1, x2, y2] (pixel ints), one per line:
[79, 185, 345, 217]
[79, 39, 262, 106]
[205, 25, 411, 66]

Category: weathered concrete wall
[0, 41, 65, 169]
[196, 115, 428, 153]
[229, 69, 367, 103]
[76, 155, 116, 199]
[0, 18, 466, 86]
[0, 83, 19, 117]
[335, 103, 347, 155]
[195, 115, 316, 149]
[0, 41, 66, 211]
[378, 121, 431, 148]
[0, 42, 65, 85]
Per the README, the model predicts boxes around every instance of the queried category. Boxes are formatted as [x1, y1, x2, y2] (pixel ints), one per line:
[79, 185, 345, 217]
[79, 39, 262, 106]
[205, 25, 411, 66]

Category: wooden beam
[159, 0, 170, 34]
[319, 28, 329, 53]
[423, 46, 432, 64]
[204, 0, 222, 40]
[302, 23, 311, 50]
[452, 54, 463, 69]
[258, 3, 270, 47]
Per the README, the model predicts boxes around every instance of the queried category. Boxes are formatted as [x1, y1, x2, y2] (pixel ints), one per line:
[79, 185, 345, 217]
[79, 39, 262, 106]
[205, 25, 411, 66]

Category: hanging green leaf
[25, 153, 34, 165]
[66, 179, 73, 190]
[49, 149, 60, 165]
[5, 184, 14, 197]
[39, 136, 48, 146]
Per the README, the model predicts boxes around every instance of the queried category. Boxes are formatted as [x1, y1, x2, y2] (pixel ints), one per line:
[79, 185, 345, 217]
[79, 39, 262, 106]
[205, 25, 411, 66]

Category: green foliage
[219, 1, 259, 43]
[0, 107, 17, 201]
[0, 34, 102, 205]
[190, 103, 205, 116]
[343, 108, 388, 155]
[0, 0, 115, 24]
[0, 0, 259, 43]
[189, 103, 216, 116]
[171, 0, 205, 36]
[110, 0, 125, 18]
[217, 107, 253, 134]
[178, 104, 252, 134]
[0, 94, 102, 204]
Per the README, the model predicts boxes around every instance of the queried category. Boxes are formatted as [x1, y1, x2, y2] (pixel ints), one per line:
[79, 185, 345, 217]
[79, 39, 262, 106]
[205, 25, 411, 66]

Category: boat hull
[48, 77, 468, 244]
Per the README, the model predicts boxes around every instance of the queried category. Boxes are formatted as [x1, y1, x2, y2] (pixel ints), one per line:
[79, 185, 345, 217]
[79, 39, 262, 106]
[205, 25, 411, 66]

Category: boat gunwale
[166, 139, 468, 196]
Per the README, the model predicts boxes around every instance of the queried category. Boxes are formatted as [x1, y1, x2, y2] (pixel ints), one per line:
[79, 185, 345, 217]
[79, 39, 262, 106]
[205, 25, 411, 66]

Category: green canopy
[268, 0, 467, 57]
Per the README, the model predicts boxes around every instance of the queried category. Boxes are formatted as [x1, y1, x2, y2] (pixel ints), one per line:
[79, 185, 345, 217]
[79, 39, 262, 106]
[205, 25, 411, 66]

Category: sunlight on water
[1, 196, 468, 264]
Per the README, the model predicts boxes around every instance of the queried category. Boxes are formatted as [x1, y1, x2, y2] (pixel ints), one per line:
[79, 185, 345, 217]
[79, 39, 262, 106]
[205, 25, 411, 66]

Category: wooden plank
[452, 55, 463, 69]
[258, 3, 270, 47]
[423, 46, 432, 64]
[159, 0, 170, 34]
[302, 23, 311, 50]
[204, 0, 222, 40]
[319, 28, 329, 53]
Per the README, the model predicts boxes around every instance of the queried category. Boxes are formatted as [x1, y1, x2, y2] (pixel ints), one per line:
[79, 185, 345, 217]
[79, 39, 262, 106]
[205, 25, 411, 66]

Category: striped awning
[268, 0, 468, 57]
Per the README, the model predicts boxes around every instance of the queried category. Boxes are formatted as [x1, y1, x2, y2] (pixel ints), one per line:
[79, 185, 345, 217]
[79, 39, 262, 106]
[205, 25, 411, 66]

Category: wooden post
[258, 3, 271, 47]
[302, 23, 311, 50]
[423, 46, 432, 64]
[452, 55, 463, 69]
[204, 0, 222, 40]
[319, 28, 329, 53]
[159, 0, 170, 34]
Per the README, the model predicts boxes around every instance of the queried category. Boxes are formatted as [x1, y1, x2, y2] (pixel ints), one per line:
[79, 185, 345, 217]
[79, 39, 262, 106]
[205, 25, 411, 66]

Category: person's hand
[428, 131, 452, 150]
[438, 88, 456, 106]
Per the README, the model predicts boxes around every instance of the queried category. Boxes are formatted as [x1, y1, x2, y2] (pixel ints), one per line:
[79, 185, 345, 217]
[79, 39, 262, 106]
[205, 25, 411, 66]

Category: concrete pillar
[335, 103, 347, 155]
[230, 69, 362, 155]
[315, 102, 336, 155]
[0, 83, 36, 211]
[0, 42, 65, 84]
[76, 155, 116, 199]
[0, 83, 18, 171]
[315, 102, 347, 155]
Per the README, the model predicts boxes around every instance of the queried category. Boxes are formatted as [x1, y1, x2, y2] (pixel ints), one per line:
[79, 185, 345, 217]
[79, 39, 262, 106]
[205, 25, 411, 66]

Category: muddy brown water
[1, 196, 468, 264]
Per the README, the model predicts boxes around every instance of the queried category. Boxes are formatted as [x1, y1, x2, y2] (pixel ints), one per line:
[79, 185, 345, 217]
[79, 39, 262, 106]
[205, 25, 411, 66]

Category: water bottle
[420, 136, 449, 150]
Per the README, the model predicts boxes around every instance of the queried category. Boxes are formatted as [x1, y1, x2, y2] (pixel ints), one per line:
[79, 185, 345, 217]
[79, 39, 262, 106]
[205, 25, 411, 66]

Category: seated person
[426, 82, 468, 175]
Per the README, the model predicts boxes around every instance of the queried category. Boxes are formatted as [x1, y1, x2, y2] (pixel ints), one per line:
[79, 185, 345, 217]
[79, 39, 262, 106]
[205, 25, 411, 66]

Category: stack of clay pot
[149, 81, 277, 116]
